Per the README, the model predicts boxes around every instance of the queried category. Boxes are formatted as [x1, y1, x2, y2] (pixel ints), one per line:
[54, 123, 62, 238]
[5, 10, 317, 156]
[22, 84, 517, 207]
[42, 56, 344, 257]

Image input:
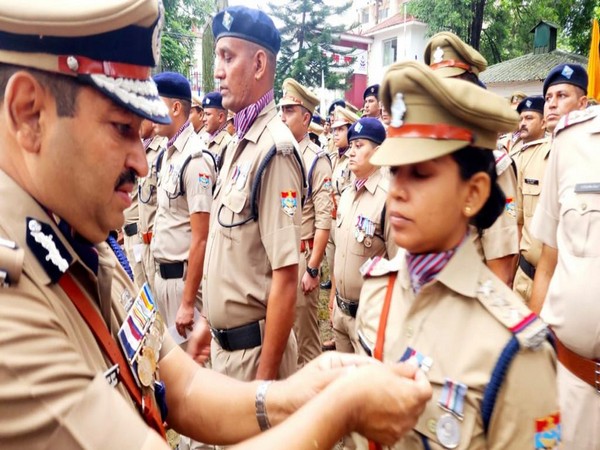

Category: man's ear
[253, 49, 268, 81]
[4, 72, 46, 154]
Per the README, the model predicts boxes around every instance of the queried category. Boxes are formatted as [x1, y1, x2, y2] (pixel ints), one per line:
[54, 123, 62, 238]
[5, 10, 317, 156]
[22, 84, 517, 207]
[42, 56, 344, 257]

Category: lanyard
[369, 273, 397, 450]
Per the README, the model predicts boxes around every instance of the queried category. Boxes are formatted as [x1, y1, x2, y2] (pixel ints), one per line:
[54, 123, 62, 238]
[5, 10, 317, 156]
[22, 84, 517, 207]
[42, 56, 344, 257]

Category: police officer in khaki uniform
[200, 6, 305, 381]
[509, 96, 550, 303]
[331, 117, 397, 354]
[354, 61, 558, 450]
[362, 84, 381, 119]
[279, 78, 333, 366]
[122, 176, 146, 287]
[202, 91, 231, 169]
[0, 2, 437, 448]
[424, 31, 519, 287]
[138, 121, 168, 294]
[151, 73, 215, 338]
[190, 94, 207, 137]
[530, 73, 597, 450]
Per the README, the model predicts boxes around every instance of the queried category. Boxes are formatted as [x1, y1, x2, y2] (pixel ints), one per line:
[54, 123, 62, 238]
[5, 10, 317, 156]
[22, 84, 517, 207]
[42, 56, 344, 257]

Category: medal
[357, 231, 365, 243]
[137, 353, 154, 387]
[142, 346, 158, 373]
[364, 236, 372, 248]
[436, 413, 460, 449]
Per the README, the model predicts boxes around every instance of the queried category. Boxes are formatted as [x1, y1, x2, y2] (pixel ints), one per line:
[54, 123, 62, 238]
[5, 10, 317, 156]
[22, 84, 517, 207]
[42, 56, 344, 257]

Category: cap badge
[433, 46, 444, 64]
[152, 0, 165, 66]
[370, 87, 375, 94]
[526, 100, 532, 108]
[561, 65, 574, 80]
[66, 56, 79, 72]
[206, 98, 211, 104]
[390, 93, 406, 128]
[355, 122, 363, 133]
[223, 11, 234, 31]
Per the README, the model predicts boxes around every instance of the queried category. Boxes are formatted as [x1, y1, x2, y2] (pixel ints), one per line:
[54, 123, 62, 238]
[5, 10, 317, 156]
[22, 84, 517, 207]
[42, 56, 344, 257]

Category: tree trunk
[470, 0, 486, 50]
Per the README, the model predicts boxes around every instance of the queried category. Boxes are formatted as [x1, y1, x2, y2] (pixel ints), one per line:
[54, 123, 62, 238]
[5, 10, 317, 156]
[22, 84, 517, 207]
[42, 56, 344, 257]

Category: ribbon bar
[387, 123, 474, 142]
[58, 55, 151, 80]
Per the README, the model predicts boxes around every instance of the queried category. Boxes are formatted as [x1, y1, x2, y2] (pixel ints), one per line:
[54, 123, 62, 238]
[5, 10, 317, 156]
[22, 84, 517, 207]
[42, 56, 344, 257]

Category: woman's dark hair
[451, 145, 505, 230]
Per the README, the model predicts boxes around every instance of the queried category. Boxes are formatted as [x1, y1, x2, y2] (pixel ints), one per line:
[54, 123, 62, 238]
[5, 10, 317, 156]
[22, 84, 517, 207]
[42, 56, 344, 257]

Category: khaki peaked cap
[331, 106, 359, 128]
[279, 78, 320, 114]
[371, 61, 519, 167]
[424, 31, 487, 78]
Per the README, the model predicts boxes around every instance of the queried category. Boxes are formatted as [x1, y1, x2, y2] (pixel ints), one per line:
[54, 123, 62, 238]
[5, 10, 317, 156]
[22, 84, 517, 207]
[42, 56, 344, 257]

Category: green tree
[268, 0, 354, 94]
[160, 0, 215, 76]
[408, 0, 599, 65]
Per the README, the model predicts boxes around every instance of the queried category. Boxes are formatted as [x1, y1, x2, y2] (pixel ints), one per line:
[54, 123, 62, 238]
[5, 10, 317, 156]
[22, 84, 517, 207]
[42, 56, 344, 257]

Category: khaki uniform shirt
[0, 169, 175, 448]
[532, 107, 600, 359]
[514, 137, 552, 265]
[300, 135, 332, 239]
[123, 184, 139, 226]
[207, 127, 232, 166]
[203, 100, 303, 329]
[331, 151, 353, 210]
[354, 239, 558, 449]
[474, 151, 519, 260]
[138, 135, 168, 235]
[334, 168, 397, 301]
[152, 124, 215, 263]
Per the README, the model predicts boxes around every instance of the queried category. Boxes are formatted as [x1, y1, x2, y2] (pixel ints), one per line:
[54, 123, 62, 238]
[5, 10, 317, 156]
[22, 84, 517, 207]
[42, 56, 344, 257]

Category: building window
[383, 38, 397, 66]
[361, 7, 369, 24]
[380, 7, 389, 20]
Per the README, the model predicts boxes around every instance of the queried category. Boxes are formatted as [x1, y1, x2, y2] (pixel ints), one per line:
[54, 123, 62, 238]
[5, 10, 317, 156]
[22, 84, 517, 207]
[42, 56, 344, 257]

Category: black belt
[158, 261, 185, 279]
[518, 254, 536, 280]
[336, 293, 358, 318]
[123, 222, 138, 237]
[210, 321, 262, 352]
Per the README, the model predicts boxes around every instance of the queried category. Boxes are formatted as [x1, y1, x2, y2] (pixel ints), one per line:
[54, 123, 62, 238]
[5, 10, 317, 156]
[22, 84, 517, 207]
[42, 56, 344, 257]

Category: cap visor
[85, 74, 171, 124]
[370, 137, 470, 166]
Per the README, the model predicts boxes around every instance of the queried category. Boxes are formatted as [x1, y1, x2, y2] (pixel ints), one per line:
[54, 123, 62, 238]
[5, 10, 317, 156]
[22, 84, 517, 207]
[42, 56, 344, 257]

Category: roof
[480, 49, 588, 84]
[363, 12, 419, 36]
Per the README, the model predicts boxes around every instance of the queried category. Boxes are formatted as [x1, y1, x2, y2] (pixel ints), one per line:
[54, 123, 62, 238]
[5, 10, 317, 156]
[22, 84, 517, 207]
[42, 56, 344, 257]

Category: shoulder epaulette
[475, 277, 548, 350]
[359, 253, 401, 278]
[554, 107, 599, 136]
[0, 237, 24, 287]
[266, 120, 297, 156]
[493, 149, 512, 177]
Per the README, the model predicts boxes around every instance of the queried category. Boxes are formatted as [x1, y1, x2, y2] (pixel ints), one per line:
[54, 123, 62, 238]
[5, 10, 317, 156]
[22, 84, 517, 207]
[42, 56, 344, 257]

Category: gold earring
[464, 206, 472, 215]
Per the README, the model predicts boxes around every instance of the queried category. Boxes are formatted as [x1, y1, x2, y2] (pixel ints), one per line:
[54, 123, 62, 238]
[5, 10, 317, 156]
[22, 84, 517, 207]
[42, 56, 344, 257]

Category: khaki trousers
[513, 265, 533, 304]
[332, 300, 358, 354]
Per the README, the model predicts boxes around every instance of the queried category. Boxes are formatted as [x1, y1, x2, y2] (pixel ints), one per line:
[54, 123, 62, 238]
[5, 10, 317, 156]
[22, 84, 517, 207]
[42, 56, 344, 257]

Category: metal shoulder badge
[26, 218, 72, 283]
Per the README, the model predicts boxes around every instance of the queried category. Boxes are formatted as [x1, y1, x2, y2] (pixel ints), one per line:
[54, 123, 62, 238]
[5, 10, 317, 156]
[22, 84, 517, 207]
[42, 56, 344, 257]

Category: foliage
[159, 0, 215, 76]
[268, 0, 355, 94]
[408, 0, 600, 64]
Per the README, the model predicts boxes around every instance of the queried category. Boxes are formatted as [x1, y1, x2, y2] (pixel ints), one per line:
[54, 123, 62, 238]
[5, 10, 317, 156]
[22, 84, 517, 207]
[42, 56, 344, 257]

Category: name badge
[524, 178, 539, 185]
[104, 364, 120, 387]
[574, 183, 600, 193]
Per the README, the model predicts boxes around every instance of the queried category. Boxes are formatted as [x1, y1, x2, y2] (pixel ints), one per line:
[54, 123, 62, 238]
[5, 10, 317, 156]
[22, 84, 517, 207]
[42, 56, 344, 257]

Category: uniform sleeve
[487, 342, 560, 450]
[0, 286, 149, 449]
[185, 155, 215, 214]
[531, 140, 560, 248]
[480, 167, 519, 259]
[258, 150, 303, 270]
[311, 156, 333, 230]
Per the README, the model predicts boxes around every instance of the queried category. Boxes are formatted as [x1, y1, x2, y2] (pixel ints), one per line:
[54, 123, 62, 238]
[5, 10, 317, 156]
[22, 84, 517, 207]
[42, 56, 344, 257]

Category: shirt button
[406, 325, 414, 338]
[581, 203, 587, 211]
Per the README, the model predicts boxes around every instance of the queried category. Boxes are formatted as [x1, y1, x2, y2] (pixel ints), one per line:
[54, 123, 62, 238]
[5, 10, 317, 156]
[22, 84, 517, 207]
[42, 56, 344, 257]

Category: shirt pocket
[522, 182, 541, 218]
[560, 193, 600, 257]
[218, 188, 248, 241]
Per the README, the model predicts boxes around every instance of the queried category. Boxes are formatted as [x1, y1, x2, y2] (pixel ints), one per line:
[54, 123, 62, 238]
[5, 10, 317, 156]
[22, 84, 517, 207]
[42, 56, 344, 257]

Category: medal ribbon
[368, 272, 398, 450]
[58, 272, 166, 438]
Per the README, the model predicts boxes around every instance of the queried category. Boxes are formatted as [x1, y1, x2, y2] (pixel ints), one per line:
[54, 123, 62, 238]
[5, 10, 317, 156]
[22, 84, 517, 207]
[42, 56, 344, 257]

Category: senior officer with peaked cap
[280, 78, 333, 367]
[424, 31, 520, 288]
[353, 60, 558, 450]
[0, 1, 435, 448]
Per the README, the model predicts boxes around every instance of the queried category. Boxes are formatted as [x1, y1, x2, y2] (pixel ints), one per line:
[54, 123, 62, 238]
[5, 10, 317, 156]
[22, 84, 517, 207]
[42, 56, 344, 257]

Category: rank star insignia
[390, 92, 406, 128]
[281, 190, 297, 217]
[222, 11, 233, 31]
[433, 46, 444, 64]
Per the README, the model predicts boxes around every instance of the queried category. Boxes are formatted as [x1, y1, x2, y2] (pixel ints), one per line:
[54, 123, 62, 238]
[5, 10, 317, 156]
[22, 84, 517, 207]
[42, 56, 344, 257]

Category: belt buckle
[595, 362, 600, 394]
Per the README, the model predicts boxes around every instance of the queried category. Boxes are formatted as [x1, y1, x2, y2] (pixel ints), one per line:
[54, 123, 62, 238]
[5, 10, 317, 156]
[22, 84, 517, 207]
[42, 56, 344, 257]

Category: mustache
[114, 169, 137, 190]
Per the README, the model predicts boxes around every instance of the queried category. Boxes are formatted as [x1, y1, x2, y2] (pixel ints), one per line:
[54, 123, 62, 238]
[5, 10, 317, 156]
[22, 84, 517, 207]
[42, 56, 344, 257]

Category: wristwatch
[306, 266, 319, 278]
